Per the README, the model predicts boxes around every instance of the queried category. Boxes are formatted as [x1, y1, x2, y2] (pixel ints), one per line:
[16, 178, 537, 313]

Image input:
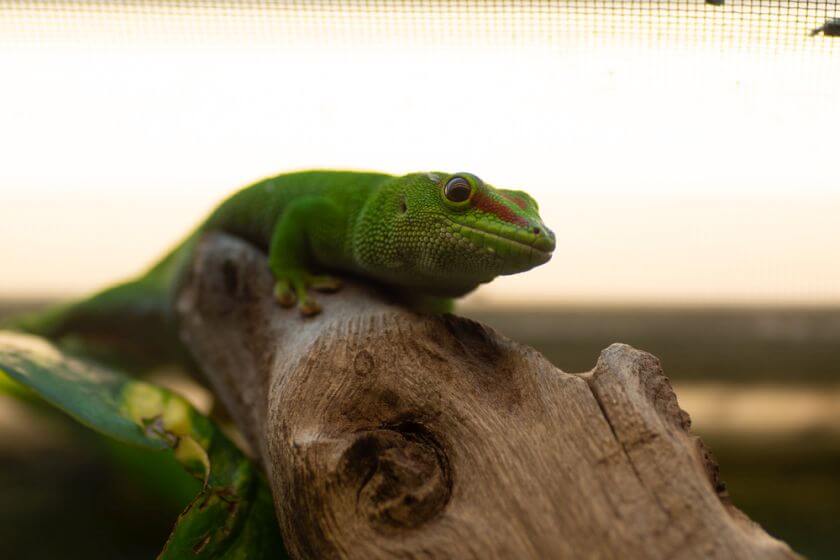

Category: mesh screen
[1, 1, 839, 52]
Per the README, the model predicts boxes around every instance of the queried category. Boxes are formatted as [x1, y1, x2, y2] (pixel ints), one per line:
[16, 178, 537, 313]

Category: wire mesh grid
[1, 1, 838, 52]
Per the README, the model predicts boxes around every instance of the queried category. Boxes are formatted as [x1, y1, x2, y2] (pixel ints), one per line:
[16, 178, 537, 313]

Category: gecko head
[357, 171, 555, 296]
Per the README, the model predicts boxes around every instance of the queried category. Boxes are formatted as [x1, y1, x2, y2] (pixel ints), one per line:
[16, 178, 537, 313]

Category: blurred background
[1, 1, 839, 558]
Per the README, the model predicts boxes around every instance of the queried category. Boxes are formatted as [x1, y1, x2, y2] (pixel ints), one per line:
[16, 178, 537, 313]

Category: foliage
[0, 332, 287, 559]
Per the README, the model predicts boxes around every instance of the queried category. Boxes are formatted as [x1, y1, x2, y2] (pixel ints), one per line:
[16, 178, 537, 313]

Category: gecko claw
[274, 281, 297, 308]
[273, 274, 334, 317]
[298, 299, 322, 316]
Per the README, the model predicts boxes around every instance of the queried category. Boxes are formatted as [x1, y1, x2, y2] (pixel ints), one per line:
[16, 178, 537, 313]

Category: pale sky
[1, 4, 838, 304]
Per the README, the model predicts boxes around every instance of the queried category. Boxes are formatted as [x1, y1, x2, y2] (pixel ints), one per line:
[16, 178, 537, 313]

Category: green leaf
[0, 331, 287, 559]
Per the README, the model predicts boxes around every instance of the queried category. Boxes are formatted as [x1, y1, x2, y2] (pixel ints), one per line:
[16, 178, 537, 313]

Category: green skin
[13, 170, 554, 364]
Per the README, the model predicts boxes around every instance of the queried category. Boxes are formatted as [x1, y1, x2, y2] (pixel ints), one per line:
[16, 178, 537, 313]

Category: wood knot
[183, 233, 265, 319]
[222, 258, 240, 296]
[353, 350, 374, 377]
[339, 422, 451, 531]
[439, 315, 501, 362]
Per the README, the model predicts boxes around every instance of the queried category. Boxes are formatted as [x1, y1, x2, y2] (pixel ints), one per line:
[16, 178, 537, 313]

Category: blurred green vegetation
[1, 301, 839, 557]
[0, 399, 199, 560]
[707, 433, 840, 560]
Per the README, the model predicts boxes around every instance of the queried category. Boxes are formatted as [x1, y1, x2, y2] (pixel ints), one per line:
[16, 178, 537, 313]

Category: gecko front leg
[268, 198, 343, 316]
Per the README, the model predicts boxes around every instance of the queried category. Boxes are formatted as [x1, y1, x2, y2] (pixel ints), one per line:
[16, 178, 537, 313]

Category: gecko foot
[309, 275, 343, 293]
[273, 272, 342, 317]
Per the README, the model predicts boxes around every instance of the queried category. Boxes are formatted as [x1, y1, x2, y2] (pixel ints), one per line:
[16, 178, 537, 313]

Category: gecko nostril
[532, 227, 541, 235]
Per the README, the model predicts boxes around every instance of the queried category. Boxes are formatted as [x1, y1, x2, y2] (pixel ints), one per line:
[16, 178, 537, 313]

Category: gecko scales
[14, 170, 555, 365]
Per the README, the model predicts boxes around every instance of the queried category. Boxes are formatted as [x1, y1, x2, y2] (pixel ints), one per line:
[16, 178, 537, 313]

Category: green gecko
[12, 170, 554, 366]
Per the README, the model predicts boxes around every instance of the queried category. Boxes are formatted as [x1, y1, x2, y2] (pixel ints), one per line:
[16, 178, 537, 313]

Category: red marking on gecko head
[472, 190, 529, 227]
[500, 193, 528, 210]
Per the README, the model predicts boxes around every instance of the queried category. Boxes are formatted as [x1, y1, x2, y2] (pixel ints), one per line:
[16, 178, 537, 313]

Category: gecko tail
[4, 235, 200, 372]
[5, 275, 187, 371]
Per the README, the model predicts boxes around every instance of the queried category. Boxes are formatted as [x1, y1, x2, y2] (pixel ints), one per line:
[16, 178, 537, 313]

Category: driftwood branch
[175, 233, 799, 560]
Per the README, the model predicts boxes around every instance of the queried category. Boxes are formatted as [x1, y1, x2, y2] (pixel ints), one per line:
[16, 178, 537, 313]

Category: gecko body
[13, 170, 555, 365]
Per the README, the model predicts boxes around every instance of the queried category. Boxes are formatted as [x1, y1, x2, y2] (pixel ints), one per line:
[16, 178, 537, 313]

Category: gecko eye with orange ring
[444, 176, 472, 203]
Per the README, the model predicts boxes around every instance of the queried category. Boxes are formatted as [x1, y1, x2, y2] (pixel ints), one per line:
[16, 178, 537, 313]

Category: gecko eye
[444, 176, 472, 203]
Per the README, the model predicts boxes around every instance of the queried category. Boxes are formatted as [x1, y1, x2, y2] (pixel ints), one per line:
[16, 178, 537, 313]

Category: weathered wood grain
[176, 233, 799, 560]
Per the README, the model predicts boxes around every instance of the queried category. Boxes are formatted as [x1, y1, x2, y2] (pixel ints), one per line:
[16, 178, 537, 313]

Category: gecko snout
[531, 224, 556, 253]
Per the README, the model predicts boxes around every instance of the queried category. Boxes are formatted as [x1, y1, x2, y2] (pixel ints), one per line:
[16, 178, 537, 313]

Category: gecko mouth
[451, 221, 554, 266]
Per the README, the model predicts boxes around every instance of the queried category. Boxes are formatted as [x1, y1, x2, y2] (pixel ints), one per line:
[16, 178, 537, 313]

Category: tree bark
[176, 233, 799, 560]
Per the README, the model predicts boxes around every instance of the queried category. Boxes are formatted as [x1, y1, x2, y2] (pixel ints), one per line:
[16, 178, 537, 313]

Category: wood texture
[176, 233, 800, 560]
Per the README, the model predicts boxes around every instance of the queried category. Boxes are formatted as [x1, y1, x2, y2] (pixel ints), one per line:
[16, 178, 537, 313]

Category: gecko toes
[310, 275, 343, 293]
[299, 299, 322, 317]
[272, 272, 339, 317]
[274, 281, 297, 308]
